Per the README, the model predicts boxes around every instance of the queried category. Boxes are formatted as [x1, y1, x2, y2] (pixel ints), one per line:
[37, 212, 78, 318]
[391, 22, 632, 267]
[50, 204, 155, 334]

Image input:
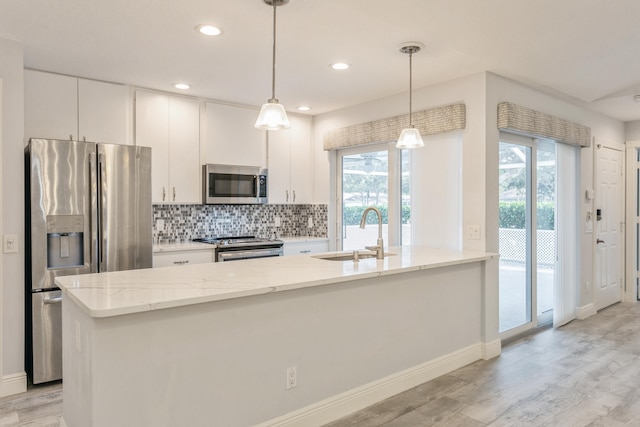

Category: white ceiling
[3, 0, 640, 121]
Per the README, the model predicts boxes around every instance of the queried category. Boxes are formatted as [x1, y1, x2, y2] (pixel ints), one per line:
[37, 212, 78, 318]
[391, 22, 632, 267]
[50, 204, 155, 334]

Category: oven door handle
[218, 248, 283, 262]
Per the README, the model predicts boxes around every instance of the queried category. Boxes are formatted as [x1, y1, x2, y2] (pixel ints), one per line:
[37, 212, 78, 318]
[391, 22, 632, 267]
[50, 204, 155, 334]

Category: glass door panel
[536, 144, 556, 321]
[499, 142, 532, 332]
[499, 137, 557, 335]
[341, 150, 389, 251]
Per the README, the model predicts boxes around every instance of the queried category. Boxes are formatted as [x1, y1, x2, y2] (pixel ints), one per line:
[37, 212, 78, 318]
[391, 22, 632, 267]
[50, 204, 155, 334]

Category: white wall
[625, 120, 640, 141]
[0, 38, 25, 396]
[485, 72, 625, 310]
[312, 73, 488, 252]
[313, 70, 626, 316]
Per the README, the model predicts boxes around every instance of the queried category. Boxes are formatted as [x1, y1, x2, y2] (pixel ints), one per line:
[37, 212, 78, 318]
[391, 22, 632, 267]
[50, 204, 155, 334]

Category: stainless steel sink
[313, 251, 395, 261]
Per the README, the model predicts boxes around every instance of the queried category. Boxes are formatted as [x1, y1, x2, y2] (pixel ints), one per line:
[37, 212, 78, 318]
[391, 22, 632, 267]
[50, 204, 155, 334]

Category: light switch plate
[466, 225, 480, 240]
[3, 234, 18, 253]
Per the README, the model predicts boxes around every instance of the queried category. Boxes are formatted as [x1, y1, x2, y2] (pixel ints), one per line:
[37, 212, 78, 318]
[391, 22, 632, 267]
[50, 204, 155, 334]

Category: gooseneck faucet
[359, 206, 384, 259]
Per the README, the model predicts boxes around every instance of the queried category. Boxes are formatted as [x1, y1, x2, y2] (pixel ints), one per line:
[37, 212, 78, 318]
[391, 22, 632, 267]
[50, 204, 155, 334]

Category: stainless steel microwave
[203, 164, 268, 204]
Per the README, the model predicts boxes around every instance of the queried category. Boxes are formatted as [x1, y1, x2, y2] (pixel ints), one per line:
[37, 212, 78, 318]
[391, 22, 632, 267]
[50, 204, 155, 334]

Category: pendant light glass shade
[396, 42, 425, 149]
[396, 127, 424, 149]
[255, 0, 290, 130]
[255, 99, 291, 130]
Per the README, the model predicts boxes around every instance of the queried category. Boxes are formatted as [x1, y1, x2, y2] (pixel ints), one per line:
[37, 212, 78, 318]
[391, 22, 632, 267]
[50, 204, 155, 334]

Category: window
[336, 144, 409, 251]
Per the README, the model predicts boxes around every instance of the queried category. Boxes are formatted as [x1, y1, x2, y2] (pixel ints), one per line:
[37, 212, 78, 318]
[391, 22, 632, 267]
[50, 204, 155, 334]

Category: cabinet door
[205, 102, 265, 167]
[168, 97, 201, 203]
[135, 91, 169, 203]
[78, 79, 130, 145]
[267, 128, 291, 204]
[25, 70, 78, 141]
[289, 115, 312, 204]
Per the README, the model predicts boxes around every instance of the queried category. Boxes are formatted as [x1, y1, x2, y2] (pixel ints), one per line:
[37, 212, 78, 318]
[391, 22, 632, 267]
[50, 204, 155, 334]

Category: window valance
[323, 103, 466, 151]
[497, 102, 591, 147]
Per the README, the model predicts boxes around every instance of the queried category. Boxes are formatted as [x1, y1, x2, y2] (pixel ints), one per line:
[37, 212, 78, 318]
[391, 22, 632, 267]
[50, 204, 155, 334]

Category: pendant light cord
[408, 51, 413, 127]
[270, 0, 277, 101]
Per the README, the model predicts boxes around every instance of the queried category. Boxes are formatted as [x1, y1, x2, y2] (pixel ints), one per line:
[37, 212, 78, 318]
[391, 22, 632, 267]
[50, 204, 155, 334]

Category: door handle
[597, 239, 605, 244]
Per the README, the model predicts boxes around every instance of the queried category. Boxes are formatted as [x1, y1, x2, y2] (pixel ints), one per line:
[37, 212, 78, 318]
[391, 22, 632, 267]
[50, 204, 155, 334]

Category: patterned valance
[323, 103, 466, 150]
[497, 102, 591, 147]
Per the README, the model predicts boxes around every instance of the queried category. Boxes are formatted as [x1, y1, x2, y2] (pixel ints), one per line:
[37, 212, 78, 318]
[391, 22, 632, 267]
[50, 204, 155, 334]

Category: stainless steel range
[194, 236, 284, 262]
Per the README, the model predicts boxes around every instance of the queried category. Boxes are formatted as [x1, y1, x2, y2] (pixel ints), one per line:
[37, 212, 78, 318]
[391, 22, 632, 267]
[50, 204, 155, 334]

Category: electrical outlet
[3, 234, 18, 253]
[156, 219, 165, 231]
[466, 225, 480, 240]
[286, 366, 297, 390]
[308, 216, 313, 228]
[274, 216, 281, 227]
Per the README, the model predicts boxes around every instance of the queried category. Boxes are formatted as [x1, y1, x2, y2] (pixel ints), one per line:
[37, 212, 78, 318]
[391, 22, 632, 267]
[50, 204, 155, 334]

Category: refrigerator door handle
[89, 154, 99, 273]
[98, 152, 106, 272]
[43, 296, 63, 304]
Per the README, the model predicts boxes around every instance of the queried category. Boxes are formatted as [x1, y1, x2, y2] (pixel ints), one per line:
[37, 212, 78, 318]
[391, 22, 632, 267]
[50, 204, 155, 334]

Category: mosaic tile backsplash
[153, 204, 328, 243]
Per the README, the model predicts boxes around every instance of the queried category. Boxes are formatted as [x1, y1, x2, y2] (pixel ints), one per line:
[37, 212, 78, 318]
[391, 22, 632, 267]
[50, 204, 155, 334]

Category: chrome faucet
[359, 206, 384, 259]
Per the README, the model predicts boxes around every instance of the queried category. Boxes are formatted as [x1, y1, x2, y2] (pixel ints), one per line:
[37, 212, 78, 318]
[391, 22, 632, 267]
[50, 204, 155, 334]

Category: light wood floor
[2, 302, 639, 426]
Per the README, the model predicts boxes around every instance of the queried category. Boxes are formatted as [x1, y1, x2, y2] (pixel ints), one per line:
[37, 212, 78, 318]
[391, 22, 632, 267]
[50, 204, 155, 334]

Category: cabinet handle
[173, 187, 176, 202]
[173, 260, 189, 265]
[162, 187, 166, 202]
[286, 190, 289, 203]
[293, 190, 296, 203]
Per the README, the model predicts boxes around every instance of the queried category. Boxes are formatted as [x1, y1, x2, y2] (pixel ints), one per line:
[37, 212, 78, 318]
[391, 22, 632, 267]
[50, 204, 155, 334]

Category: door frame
[594, 140, 626, 308]
[625, 140, 640, 302]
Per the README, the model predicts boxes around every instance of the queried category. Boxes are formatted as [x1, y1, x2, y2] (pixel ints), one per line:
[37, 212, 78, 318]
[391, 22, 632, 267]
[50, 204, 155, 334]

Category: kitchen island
[56, 246, 499, 427]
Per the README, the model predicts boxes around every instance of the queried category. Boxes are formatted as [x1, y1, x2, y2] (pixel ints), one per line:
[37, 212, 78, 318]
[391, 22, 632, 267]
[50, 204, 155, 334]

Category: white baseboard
[1, 372, 27, 397]
[482, 339, 502, 360]
[577, 303, 597, 320]
[259, 341, 497, 427]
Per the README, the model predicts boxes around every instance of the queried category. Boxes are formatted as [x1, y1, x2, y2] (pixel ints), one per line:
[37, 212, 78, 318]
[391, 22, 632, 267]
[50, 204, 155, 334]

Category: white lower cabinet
[283, 239, 329, 256]
[153, 250, 215, 267]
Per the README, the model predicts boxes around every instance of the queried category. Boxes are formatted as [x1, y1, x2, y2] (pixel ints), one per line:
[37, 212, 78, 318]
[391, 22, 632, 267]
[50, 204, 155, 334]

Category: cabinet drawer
[153, 250, 214, 267]
[283, 240, 329, 256]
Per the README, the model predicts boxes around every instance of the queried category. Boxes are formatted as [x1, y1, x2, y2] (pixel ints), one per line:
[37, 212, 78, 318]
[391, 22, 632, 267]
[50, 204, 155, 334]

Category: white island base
[58, 247, 499, 426]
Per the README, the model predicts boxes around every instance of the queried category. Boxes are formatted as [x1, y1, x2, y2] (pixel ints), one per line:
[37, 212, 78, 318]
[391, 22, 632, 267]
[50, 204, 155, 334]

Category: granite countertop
[56, 246, 498, 319]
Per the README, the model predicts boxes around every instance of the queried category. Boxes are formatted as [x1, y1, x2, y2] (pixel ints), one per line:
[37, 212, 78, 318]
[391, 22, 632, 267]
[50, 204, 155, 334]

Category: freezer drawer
[31, 290, 62, 384]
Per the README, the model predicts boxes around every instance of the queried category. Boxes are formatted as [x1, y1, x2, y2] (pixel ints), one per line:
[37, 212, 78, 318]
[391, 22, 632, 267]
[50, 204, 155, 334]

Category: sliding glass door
[499, 135, 557, 336]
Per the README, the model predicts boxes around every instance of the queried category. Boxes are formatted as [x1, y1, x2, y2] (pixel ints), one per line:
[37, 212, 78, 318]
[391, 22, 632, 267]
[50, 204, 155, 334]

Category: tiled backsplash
[153, 204, 328, 243]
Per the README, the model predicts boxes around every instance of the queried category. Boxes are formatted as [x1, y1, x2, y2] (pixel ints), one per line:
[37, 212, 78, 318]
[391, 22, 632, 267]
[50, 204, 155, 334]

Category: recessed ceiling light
[195, 24, 223, 36]
[174, 83, 191, 90]
[331, 62, 350, 70]
[297, 106, 311, 112]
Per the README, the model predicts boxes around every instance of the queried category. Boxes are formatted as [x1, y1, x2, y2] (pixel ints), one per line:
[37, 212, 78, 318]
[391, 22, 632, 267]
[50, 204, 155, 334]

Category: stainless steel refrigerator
[25, 138, 152, 384]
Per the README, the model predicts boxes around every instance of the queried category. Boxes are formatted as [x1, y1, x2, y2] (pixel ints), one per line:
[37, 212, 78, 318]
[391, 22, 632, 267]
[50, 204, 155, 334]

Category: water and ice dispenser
[46, 215, 84, 269]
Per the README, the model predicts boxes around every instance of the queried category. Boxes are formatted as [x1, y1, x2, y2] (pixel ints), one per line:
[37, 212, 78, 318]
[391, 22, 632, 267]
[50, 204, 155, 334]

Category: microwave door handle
[255, 175, 259, 198]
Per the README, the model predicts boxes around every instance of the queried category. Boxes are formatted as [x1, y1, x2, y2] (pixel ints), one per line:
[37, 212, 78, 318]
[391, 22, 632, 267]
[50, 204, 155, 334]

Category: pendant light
[255, 0, 291, 130]
[396, 42, 425, 149]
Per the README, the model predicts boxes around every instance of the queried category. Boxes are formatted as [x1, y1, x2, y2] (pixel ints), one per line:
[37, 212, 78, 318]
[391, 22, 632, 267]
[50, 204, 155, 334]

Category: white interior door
[595, 144, 624, 310]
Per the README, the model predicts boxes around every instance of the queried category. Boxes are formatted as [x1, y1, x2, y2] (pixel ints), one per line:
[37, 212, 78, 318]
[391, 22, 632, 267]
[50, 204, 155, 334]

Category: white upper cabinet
[204, 102, 266, 167]
[135, 91, 201, 204]
[25, 69, 130, 144]
[267, 115, 312, 204]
